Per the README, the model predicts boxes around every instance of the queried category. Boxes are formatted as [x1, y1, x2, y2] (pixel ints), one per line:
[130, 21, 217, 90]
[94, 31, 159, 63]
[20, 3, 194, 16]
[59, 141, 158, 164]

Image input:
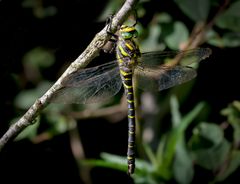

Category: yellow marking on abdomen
[116, 54, 123, 63]
[125, 43, 134, 50]
[123, 82, 133, 89]
[118, 45, 128, 56]
[120, 70, 132, 76]
[128, 115, 135, 119]
[127, 99, 134, 104]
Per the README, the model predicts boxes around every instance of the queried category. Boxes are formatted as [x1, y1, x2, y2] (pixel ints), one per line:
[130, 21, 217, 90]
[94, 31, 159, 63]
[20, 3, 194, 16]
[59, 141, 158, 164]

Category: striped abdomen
[116, 34, 140, 175]
[115, 24, 141, 175]
[120, 70, 136, 175]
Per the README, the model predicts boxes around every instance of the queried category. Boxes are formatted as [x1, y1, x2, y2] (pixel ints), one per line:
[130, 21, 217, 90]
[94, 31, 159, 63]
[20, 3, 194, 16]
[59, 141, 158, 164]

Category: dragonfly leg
[106, 14, 118, 39]
[103, 15, 118, 53]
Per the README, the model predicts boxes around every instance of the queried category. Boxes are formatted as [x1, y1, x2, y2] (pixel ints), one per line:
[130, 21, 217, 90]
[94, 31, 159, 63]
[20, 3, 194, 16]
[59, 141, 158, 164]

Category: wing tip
[200, 48, 212, 60]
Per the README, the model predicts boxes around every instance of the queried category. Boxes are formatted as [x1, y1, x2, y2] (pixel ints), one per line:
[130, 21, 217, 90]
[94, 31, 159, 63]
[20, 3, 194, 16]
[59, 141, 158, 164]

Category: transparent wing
[139, 48, 211, 67]
[134, 48, 211, 91]
[51, 61, 122, 104]
[135, 65, 197, 91]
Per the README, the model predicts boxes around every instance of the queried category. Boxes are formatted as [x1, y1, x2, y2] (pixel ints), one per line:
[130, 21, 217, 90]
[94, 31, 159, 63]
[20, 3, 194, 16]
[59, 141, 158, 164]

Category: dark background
[0, 0, 239, 183]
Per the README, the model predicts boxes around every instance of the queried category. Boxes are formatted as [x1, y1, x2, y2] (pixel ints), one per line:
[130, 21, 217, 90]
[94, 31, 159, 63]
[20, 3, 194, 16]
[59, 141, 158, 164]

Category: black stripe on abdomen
[121, 74, 136, 175]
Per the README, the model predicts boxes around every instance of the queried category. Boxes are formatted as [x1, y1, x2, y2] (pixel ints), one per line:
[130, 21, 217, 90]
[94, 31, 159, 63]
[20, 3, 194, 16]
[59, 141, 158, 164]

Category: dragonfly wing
[134, 48, 211, 91]
[134, 65, 197, 91]
[140, 48, 211, 67]
[51, 61, 122, 104]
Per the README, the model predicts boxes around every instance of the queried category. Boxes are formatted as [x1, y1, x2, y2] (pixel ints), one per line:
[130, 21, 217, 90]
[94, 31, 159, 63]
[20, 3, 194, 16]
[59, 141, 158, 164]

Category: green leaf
[177, 102, 206, 134]
[189, 122, 223, 151]
[164, 21, 189, 50]
[192, 139, 231, 170]
[170, 95, 181, 127]
[192, 122, 224, 146]
[174, 0, 210, 22]
[215, 150, 240, 182]
[207, 30, 240, 47]
[170, 97, 202, 184]
[189, 122, 231, 170]
[82, 152, 153, 175]
[162, 101, 205, 166]
[100, 152, 126, 165]
[221, 101, 240, 147]
[81, 159, 127, 172]
[23, 47, 55, 68]
[158, 99, 204, 178]
[215, 1, 240, 32]
[141, 22, 165, 52]
[173, 138, 194, 184]
[143, 143, 158, 169]
[233, 100, 240, 111]
[140, 13, 173, 51]
[101, 152, 153, 173]
[14, 81, 53, 109]
[46, 114, 70, 134]
[221, 32, 240, 47]
[206, 30, 223, 47]
[14, 89, 40, 109]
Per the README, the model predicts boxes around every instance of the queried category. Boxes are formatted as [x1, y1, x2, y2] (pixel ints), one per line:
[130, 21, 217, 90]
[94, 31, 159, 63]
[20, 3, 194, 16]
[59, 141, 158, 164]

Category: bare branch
[70, 96, 128, 122]
[182, 0, 230, 50]
[0, 0, 139, 151]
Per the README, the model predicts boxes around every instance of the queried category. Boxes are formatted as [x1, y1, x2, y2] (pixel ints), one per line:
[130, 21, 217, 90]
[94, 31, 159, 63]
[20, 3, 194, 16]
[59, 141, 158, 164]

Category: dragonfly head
[119, 25, 138, 40]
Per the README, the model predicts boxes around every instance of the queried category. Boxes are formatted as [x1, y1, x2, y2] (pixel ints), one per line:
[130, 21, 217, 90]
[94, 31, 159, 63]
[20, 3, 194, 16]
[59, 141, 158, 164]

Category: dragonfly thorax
[116, 25, 141, 72]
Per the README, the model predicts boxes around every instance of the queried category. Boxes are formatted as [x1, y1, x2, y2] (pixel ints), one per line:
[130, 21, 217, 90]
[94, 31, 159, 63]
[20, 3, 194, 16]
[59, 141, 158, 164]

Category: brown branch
[69, 96, 128, 122]
[0, 0, 139, 151]
[183, 0, 230, 50]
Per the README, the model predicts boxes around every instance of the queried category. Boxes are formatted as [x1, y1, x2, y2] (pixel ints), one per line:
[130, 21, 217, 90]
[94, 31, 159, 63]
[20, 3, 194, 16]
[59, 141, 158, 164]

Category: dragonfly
[51, 22, 212, 175]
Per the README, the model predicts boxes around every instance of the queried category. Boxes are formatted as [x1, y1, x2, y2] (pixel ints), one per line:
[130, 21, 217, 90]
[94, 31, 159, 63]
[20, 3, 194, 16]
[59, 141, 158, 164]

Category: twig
[0, 0, 139, 151]
[69, 96, 127, 122]
[183, 0, 230, 50]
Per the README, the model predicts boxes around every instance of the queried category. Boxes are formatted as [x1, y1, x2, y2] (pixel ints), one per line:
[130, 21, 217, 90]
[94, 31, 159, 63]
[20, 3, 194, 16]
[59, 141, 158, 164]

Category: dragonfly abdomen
[120, 71, 136, 175]
[115, 24, 141, 175]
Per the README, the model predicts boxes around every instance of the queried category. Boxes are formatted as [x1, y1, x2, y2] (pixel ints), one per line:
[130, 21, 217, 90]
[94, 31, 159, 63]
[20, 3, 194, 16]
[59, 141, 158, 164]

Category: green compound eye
[121, 30, 138, 39]
[121, 32, 133, 39]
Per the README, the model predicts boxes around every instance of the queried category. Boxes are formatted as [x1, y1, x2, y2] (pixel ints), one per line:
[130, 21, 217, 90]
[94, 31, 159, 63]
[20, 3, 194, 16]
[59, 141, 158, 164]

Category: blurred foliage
[80, 0, 240, 183]
[22, 0, 57, 19]
[23, 47, 55, 68]
[15, 81, 53, 109]
[84, 97, 240, 184]
[137, 0, 240, 49]
[215, 1, 240, 32]
[3, 0, 240, 183]
[175, 0, 210, 22]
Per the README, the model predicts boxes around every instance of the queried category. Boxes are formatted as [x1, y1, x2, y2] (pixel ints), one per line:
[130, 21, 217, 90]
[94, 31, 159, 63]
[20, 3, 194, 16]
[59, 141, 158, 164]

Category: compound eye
[121, 32, 133, 39]
[121, 30, 138, 39]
